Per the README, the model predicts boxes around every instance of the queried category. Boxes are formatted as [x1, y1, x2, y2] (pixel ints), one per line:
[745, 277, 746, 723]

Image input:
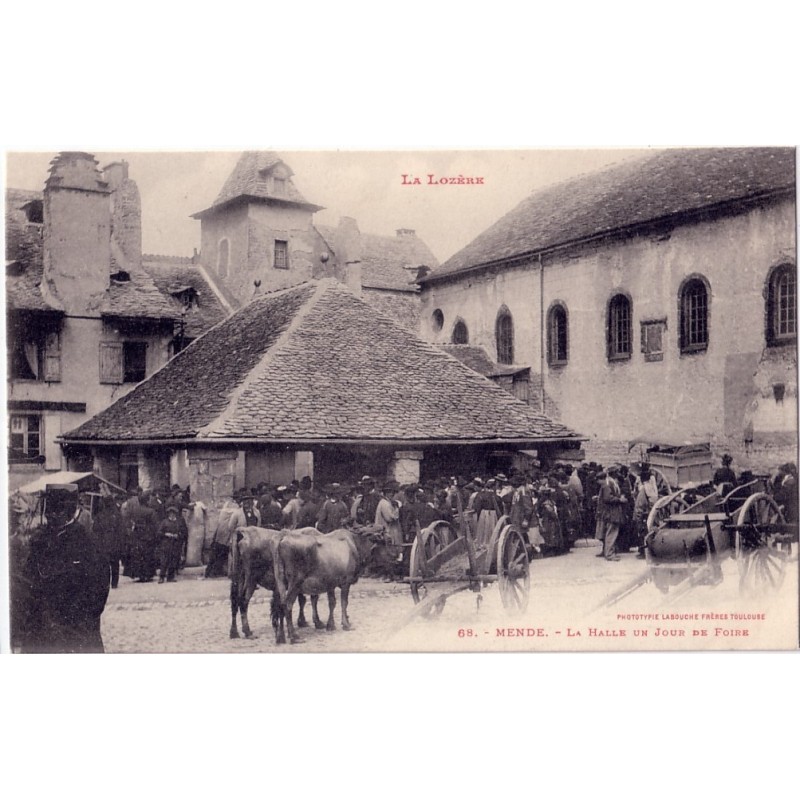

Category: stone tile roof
[142, 256, 230, 338]
[425, 147, 796, 282]
[315, 224, 438, 292]
[63, 280, 580, 444]
[5, 189, 53, 312]
[438, 344, 528, 377]
[192, 151, 321, 217]
[103, 267, 180, 320]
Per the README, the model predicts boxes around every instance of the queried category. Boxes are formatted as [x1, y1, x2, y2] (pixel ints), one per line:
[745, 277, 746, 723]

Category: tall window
[273, 177, 286, 197]
[680, 277, 709, 353]
[274, 240, 289, 270]
[9, 414, 42, 462]
[496, 309, 514, 365]
[547, 303, 568, 365]
[767, 264, 797, 344]
[217, 239, 229, 278]
[608, 294, 632, 360]
[452, 319, 469, 344]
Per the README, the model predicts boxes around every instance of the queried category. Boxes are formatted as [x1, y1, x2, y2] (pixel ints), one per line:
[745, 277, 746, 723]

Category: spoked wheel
[735, 493, 788, 595]
[646, 490, 692, 535]
[409, 526, 449, 617]
[497, 525, 530, 614]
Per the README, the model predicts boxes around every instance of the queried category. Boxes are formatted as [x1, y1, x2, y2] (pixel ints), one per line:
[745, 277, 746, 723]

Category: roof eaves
[423, 185, 796, 285]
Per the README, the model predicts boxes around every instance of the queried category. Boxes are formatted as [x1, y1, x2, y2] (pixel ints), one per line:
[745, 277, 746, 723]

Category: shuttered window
[43, 332, 61, 382]
[99, 342, 124, 384]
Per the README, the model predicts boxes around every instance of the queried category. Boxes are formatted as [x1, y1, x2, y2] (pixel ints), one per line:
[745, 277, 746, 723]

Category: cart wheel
[497, 525, 530, 614]
[646, 490, 691, 535]
[735, 493, 787, 595]
[409, 526, 448, 617]
[651, 467, 672, 496]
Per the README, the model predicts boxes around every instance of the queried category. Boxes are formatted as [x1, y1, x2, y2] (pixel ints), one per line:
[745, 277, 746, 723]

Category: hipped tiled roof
[192, 151, 321, 217]
[63, 280, 580, 444]
[142, 256, 230, 338]
[315, 225, 438, 292]
[426, 147, 796, 282]
[438, 344, 529, 377]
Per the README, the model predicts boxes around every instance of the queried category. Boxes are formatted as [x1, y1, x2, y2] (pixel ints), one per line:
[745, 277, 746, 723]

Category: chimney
[334, 216, 362, 296]
[42, 152, 111, 314]
[105, 161, 142, 272]
[396, 228, 416, 237]
[102, 160, 130, 190]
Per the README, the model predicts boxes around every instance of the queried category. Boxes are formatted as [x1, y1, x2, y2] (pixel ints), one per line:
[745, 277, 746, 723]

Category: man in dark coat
[129, 490, 159, 582]
[11, 484, 110, 653]
[597, 467, 627, 561]
[316, 484, 350, 533]
[93, 493, 126, 589]
[157, 505, 186, 583]
[713, 454, 737, 488]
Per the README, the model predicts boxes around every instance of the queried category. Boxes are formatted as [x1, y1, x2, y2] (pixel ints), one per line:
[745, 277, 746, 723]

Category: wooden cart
[404, 493, 531, 619]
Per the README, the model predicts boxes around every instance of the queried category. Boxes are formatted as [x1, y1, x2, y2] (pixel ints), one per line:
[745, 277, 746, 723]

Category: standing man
[374, 481, 403, 580]
[634, 463, 660, 559]
[204, 491, 239, 578]
[157, 505, 185, 583]
[93, 493, 126, 589]
[316, 484, 350, 533]
[713, 454, 737, 490]
[597, 466, 627, 561]
[11, 484, 110, 653]
[129, 490, 159, 582]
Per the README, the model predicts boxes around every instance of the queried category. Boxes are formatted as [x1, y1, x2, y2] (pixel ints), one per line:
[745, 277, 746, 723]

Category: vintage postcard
[4, 148, 798, 654]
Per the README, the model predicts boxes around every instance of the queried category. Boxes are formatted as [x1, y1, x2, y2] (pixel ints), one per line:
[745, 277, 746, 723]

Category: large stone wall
[421, 199, 797, 471]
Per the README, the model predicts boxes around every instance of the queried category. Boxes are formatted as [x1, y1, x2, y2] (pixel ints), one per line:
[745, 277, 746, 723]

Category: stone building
[61, 280, 580, 517]
[191, 151, 436, 329]
[418, 148, 797, 470]
[6, 153, 180, 490]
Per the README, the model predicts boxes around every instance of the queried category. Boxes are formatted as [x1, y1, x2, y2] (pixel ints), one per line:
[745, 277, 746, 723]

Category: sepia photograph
[4, 147, 798, 654]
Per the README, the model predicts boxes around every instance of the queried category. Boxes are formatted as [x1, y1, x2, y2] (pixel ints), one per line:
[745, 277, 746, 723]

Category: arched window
[767, 264, 796, 344]
[496, 308, 514, 365]
[452, 319, 469, 344]
[431, 309, 444, 333]
[607, 293, 632, 360]
[547, 303, 568, 365]
[217, 238, 229, 278]
[679, 276, 709, 353]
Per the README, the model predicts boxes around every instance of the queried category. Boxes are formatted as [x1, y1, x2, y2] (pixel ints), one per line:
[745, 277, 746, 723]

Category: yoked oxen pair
[229, 525, 378, 644]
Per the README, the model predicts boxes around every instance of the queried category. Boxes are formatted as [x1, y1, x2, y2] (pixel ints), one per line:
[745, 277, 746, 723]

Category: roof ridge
[197, 282, 329, 438]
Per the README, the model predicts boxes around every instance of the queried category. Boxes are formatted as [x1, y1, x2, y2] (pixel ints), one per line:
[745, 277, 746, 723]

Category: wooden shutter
[99, 342, 123, 384]
[43, 332, 61, 382]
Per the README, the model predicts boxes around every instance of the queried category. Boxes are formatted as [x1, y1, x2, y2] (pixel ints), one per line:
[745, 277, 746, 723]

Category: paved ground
[101, 540, 799, 653]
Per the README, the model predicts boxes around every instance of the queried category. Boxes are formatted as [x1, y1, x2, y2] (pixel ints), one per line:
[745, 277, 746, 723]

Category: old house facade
[419, 148, 797, 470]
[6, 153, 179, 490]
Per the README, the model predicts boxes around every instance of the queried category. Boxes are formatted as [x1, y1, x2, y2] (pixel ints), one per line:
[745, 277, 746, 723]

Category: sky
[4, 149, 649, 265]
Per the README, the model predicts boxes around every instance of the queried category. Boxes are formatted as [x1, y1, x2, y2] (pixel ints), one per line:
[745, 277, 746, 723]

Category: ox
[229, 526, 319, 639]
[272, 527, 376, 645]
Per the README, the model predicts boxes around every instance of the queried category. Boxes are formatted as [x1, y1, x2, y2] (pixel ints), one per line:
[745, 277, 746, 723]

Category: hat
[473, 477, 484, 487]
[495, 473, 508, 483]
[596, 471, 607, 479]
[361, 475, 375, 484]
[722, 454, 733, 464]
[486, 478, 497, 487]
[166, 505, 180, 514]
[383, 479, 400, 492]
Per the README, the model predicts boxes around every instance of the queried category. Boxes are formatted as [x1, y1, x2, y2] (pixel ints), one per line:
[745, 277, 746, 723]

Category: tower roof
[191, 151, 323, 218]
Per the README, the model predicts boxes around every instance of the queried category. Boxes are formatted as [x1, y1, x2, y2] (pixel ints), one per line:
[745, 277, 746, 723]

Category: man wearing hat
[258, 486, 284, 529]
[353, 476, 381, 527]
[596, 467, 627, 561]
[316, 484, 350, 533]
[11, 484, 110, 652]
[157, 504, 186, 583]
[204, 490, 241, 578]
[713, 454, 737, 489]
